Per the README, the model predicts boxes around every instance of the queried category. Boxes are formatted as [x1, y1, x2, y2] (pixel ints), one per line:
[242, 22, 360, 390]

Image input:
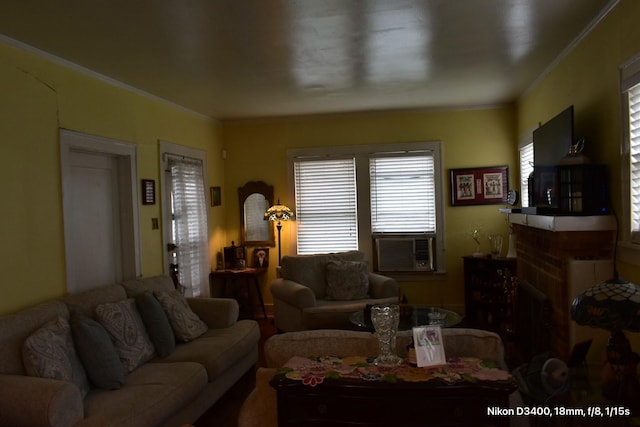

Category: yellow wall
[222, 107, 517, 309]
[517, 0, 640, 281]
[517, 0, 640, 349]
[0, 40, 224, 315]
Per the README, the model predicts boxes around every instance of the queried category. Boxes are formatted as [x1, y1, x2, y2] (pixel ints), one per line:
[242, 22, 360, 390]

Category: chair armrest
[0, 374, 84, 427]
[368, 273, 400, 299]
[187, 297, 239, 328]
[270, 278, 317, 309]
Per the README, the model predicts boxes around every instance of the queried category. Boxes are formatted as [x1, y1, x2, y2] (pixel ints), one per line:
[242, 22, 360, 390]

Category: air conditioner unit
[374, 236, 435, 272]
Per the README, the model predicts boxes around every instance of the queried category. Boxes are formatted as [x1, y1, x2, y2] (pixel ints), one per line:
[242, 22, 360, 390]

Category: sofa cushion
[154, 290, 208, 342]
[153, 319, 260, 381]
[70, 314, 126, 389]
[280, 251, 366, 299]
[136, 292, 176, 357]
[95, 299, 156, 372]
[81, 362, 207, 426]
[0, 300, 69, 376]
[325, 260, 369, 300]
[63, 284, 128, 319]
[22, 316, 90, 398]
[121, 275, 175, 297]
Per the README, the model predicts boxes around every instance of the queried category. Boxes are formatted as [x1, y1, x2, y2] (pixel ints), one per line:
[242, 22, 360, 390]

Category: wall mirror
[238, 181, 275, 247]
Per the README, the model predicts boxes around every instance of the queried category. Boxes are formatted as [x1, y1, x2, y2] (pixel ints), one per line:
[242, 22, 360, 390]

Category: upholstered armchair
[270, 251, 400, 332]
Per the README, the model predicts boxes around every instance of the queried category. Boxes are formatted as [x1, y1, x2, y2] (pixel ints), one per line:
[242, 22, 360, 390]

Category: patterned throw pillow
[22, 316, 90, 397]
[70, 314, 126, 389]
[325, 260, 370, 300]
[154, 290, 208, 342]
[95, 299, 156, 372]
[135, 292, 176, 357]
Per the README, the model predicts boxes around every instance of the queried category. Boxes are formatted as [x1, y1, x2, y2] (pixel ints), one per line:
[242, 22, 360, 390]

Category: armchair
[270, 251, 400, 332]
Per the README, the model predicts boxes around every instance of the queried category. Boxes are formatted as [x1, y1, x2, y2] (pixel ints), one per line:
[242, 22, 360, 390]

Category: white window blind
[370, 153, 435, 233]
[519, 142, 534, 208]
[629, 84, 640, 234]
[168, 155, 209, 297]
[294, 157, 358, 254]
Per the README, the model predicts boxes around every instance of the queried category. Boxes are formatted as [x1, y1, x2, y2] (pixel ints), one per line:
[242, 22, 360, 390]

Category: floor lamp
[264, 199, 295, 265]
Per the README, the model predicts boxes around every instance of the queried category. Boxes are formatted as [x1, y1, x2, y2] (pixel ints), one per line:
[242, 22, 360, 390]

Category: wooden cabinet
[463, 256, 517, 336]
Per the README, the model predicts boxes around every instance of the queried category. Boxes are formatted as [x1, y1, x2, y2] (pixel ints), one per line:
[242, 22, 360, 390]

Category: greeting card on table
[413, 325, 446, 368]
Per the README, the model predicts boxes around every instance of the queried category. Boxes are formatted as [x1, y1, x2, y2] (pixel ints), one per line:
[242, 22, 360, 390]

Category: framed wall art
[210, 186, 222, 207]
[141, 179, 155, 205]
[450, 166, 508, 206]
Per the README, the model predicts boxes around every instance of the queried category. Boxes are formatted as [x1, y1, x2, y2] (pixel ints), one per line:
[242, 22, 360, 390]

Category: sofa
[238, 328, 527, 427]
[0, 275, 260, 427]
[270, 250, 400, 332]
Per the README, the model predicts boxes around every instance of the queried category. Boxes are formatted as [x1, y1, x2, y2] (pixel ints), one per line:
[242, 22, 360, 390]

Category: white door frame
[60, 129, 141, 290]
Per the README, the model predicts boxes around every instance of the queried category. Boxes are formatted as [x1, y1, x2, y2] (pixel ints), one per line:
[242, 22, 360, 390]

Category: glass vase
[371, 304, 403, 366]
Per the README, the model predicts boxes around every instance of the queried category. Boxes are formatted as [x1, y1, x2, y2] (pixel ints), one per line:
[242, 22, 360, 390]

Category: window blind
[519, 143, 534, 208]
[294, 157, 358, 254]
[629, 84, 640, 233]
[369, 153, 435, 233]
[168, 155, 209, 297]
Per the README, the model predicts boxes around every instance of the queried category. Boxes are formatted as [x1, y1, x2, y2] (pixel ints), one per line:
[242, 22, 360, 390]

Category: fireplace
[510, 214, 615, 361]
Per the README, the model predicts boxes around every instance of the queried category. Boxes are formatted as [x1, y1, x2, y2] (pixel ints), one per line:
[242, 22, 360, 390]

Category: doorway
[60, 129, 141, 293]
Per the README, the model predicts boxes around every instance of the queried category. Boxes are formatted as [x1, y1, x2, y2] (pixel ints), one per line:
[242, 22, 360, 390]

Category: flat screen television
[533, 105, 574, 166]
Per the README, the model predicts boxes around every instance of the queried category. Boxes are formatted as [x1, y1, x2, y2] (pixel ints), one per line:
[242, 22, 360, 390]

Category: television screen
[533, 105, 574, 166]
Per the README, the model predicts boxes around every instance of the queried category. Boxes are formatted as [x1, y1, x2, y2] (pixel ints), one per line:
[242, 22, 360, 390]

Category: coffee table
[350, 305, 462, 331]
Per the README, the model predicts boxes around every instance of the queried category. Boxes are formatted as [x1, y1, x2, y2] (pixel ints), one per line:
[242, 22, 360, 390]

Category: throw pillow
[22, 316, 90, 397]
[154, 290, 208, 342]
[70, 314, 126, 389]
[135, 292, 176, 357]
[95, 299, 155, 372]
[325, 260, 370, 300]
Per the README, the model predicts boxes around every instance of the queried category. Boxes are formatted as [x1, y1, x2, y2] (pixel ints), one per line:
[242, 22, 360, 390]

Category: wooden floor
[193, 316, 277, 427]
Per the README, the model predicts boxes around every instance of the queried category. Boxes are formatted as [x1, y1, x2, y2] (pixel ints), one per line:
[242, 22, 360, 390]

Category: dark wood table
[270, 355, 516, 427]
[209, 268, 267, 319]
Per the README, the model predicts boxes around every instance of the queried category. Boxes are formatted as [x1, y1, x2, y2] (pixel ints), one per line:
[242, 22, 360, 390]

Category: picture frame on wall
[141, 179, 155, 205]
[253, 247, 269, 268]
[450, 166, 508, 206]
[210, 186, 222, 207]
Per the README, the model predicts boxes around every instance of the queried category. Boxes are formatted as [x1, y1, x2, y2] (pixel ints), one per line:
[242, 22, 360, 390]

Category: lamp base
[601, 331, 640, 412]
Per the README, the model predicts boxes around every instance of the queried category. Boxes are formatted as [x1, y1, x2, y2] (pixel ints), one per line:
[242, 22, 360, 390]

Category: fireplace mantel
[508, 213, 616, 232]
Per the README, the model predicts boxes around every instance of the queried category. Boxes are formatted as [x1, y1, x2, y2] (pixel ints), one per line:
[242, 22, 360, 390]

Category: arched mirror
[238, 181, 275, 247]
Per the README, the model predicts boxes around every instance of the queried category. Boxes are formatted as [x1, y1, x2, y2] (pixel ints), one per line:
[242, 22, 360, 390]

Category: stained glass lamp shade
[264, 200, 295, 265]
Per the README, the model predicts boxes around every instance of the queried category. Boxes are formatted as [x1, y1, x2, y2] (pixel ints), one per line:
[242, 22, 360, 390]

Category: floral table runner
[278, 356, 512, 387]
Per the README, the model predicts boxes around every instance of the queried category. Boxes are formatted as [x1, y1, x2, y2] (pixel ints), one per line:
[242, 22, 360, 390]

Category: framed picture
[141, 179, 155, 205]
[210, 186, 221, 207]
[253, 247, 269, 268]
[450, 166, 508, 206]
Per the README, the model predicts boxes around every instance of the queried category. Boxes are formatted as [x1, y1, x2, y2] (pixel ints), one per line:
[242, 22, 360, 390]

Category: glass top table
[350, 305, 462, 331]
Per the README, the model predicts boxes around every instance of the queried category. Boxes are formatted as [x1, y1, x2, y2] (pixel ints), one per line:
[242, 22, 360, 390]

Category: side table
[210, 268, 268, 319]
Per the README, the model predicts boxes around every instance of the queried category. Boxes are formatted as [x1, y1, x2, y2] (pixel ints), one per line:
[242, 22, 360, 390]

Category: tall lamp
[571, 275, 640, 410]
[264, 199, 295, 265]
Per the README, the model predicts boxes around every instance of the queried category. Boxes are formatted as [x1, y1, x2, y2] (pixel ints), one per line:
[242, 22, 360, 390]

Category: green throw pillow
[70, 314, 126, 390]
[135, 292, 176, 357]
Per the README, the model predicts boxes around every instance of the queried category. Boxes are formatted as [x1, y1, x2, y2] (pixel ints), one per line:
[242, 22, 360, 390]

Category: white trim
[0, 34, 213, 122]
[59, 128, 142, 281]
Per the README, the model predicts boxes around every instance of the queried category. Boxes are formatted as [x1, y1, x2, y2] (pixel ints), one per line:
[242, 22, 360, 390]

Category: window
[160, 142, 210, 297]
[621, 55, 640, 244]
[519, 142, 534, 208]
[294, 157, 358, 254]
[288, 142, 445, 272]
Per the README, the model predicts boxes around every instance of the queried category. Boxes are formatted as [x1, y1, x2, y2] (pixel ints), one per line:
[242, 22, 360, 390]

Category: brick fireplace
[510, 214, 616, 361]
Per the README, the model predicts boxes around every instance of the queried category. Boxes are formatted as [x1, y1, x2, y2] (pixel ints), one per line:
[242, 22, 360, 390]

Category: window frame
[621, 54, 640, 246]
[287, 141, 446, 273]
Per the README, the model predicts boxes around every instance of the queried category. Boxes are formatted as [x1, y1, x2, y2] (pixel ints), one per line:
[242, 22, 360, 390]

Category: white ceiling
[0, 0, 616, 120]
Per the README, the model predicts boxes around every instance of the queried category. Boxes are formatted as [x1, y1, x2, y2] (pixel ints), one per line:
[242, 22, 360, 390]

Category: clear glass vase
[371, 304, 403, 366]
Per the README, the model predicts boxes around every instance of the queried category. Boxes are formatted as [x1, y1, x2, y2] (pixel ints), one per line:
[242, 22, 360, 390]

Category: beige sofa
[0, 275, 260, 427]
[270, 251, 400, 332]
[238, 329, 526, 427]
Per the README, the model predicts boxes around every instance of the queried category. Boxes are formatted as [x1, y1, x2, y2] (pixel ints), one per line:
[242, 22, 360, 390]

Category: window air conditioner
[374, 236, 435, 272]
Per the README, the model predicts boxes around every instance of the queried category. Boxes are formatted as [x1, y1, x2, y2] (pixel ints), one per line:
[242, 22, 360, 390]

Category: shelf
[508, 213, 616, 232]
